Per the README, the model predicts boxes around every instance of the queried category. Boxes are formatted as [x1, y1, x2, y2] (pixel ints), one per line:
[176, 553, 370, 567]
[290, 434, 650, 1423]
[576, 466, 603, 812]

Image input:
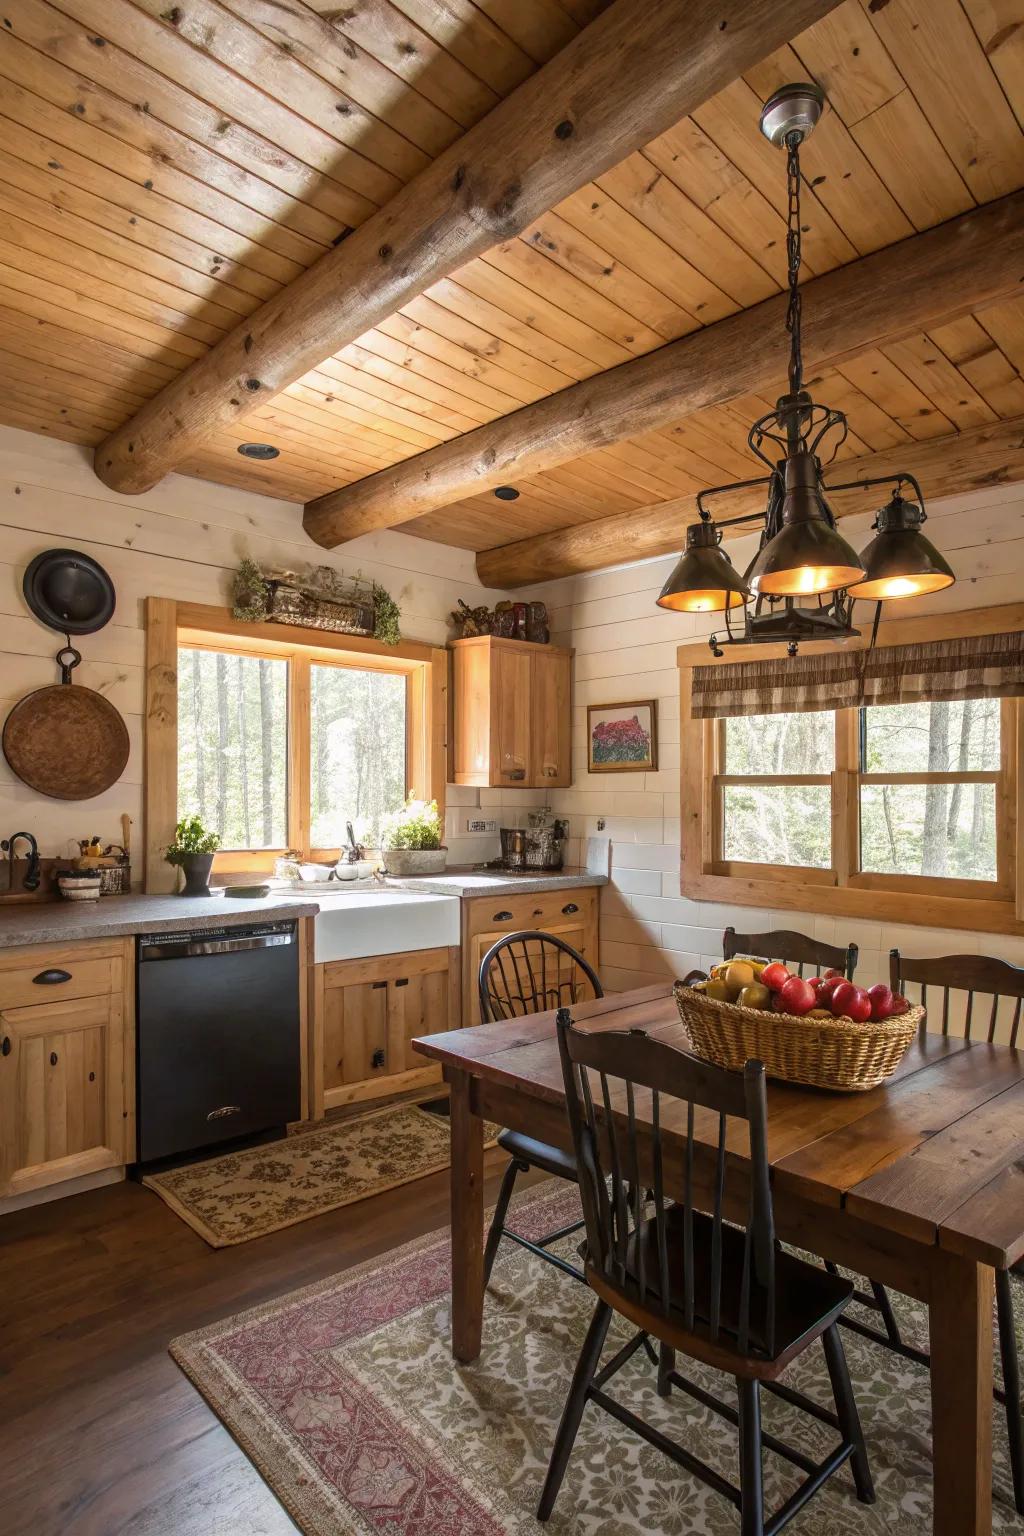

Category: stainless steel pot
[499, 824, 566, 870]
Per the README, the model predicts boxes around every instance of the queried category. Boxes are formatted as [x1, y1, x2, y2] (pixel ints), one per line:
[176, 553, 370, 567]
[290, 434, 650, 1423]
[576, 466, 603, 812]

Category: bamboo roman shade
[691, 630, 1024, 718]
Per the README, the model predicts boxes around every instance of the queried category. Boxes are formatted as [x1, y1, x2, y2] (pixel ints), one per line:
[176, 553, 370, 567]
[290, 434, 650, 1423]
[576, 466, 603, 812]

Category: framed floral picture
[587, 700, 658, 773]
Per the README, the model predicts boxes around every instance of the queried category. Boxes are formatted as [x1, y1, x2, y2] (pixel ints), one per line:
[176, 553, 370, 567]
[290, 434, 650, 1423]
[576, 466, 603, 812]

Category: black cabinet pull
[533, 908, 542, 916]
[394, 977, 409, 987]
[1, 1037, 10, 1057]
[371, 1048, 386, 1069]
[506, 768, 526, 781]
[372, 979, 387, 989]
[493, 910, 513, 921]
[50, 1052, 58, 1066]
[33, 968, 71, 985]
[562, 902, 580, 915]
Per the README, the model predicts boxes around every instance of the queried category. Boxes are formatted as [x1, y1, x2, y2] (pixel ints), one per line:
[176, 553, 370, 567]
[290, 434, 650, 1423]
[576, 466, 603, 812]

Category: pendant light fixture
[657, 83, 955, 653]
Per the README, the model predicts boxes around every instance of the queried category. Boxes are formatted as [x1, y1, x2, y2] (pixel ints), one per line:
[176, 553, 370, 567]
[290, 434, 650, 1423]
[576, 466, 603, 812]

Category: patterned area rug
[145, 1105, 497, 1248]
[172, 1182, 1023, 1533]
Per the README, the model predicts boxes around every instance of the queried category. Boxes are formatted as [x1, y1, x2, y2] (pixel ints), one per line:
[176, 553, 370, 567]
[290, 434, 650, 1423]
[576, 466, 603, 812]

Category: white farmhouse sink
[278, 885, 460, 963]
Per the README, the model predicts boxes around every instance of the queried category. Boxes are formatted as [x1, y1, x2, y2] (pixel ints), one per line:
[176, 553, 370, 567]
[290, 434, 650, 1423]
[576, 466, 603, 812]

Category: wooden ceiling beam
[91, 0, 843, 496]
[303, 192, 1024, 547]
[474, 414, 1024, 588]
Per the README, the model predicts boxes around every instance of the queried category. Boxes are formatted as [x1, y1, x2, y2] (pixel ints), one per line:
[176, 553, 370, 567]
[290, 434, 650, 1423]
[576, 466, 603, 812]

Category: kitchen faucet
[2, 831, 41, 892]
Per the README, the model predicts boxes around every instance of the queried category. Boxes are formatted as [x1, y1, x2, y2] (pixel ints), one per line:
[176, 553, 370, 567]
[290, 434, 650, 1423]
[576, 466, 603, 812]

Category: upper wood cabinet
[451, 637, 572, 788]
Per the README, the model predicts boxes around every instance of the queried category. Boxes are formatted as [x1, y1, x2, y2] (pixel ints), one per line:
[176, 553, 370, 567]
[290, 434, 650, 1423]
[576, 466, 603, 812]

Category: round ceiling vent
[238, 442, 280, 460]
[494, 485, 520, 500]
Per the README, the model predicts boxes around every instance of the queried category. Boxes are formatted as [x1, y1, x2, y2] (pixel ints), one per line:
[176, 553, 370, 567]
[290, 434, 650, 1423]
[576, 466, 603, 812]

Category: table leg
[929, 1249, 993, 1536]
[448, 1068, 485, 1363]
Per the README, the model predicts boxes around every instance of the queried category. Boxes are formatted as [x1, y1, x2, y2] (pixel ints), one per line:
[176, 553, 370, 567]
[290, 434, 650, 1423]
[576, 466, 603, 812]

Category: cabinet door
[530, 650, 572, 787]
[319, 949, 452, 1112]
[387, 962, 450, 1073]
[0, 994, 125, 1198]
[323, 976, 389, 1092]
[492, 644, 532, 785]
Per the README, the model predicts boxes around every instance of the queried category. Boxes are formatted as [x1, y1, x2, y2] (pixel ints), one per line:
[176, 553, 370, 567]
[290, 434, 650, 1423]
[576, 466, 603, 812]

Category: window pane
[310, 665, 406, 848]
[863, 698, 1000, 773]
[722, 784, 832, 868]
[177, 648, 287, 848]
[724, 710, 835, 775]
[860, 781, 997, 881]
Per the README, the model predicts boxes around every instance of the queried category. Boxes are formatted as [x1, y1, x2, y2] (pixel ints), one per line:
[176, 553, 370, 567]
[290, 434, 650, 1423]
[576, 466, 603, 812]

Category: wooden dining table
[413, 980, 1024, 1536]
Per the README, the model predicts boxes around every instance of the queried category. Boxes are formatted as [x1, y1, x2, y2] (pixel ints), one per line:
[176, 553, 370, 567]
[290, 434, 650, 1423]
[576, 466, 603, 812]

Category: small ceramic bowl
[298, 863, 333, 883]
[57, 871, 102, 902]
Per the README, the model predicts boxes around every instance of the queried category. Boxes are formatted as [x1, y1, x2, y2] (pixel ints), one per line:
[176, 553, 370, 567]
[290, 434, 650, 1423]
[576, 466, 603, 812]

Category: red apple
[816, 975, 845, 1005]
[830, 981, 872, 1021]
[806, 976, 823, 991]
[823, 968, 845, 979]
[761, 962, 790, 993]
[779, 975, 817, 1016]
[867, 983, 895, 1021]
[889, 993, 911, 1016]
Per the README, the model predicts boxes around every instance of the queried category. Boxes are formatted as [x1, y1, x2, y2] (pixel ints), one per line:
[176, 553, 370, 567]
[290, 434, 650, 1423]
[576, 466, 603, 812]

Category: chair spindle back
[556, 1009, 776, 1358]
[723, 927, 857, 980]
[889, 949, 1024, 1046]
[479, 931, 603, 1022]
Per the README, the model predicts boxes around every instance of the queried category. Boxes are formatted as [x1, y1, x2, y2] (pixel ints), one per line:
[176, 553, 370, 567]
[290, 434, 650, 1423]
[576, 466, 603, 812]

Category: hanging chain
[784, 131, 804, 396]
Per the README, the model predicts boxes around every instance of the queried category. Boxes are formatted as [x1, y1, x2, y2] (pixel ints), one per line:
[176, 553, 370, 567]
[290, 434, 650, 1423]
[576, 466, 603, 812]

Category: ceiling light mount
[238, 442, 280, 460]
[657, 82, 954, 655]
[758, 81, 824, 147]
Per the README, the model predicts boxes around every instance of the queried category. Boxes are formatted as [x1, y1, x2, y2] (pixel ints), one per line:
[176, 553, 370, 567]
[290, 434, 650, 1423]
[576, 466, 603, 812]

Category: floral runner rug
[144, 1104, 497, 1248]
[171, 1182, 1022, 1533]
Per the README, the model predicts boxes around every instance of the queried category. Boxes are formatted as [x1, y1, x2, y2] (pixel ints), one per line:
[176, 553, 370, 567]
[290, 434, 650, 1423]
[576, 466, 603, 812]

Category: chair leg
[996, 1268, 1024, 1517]
[737, 1377, 764, 1536]
[537, 1299, 612, 1522]
[823, 1322, 875, 1505]
[869, 1280, 904, 1347]
[657, 1343, 675, 1398]
[482, 1157, 524, 1287]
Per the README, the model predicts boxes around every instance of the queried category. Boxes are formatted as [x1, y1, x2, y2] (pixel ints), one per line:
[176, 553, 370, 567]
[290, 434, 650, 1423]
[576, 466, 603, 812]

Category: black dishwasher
[136, 920, 301, 1164]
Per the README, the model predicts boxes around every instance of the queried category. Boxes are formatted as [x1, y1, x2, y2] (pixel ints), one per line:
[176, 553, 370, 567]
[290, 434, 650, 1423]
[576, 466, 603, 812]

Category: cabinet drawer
[466, 887, 598, 937]
[0, 952, 119, 1011]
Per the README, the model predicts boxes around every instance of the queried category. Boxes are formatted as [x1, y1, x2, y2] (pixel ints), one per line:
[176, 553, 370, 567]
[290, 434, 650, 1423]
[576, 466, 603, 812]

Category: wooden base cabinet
[0, 940, 133, 1202]
[310, 946, 460, 1119]
[461, 886, 600, 1026]
[451, 636, 572, 788]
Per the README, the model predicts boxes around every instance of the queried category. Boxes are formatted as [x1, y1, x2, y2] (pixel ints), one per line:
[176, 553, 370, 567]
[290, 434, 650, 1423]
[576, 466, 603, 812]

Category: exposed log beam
[92, 0, 843, 496]
[473, 415, 1024, 588]
[304, 193, 1024, 547]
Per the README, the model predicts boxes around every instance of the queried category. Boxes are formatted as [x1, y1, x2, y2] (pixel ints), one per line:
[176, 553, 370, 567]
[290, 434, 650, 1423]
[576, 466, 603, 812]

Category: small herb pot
[178, 852, 216, 897]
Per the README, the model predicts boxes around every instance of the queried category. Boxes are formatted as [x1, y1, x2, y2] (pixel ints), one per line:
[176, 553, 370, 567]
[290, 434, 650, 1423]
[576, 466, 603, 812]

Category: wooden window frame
[144, 599, 447, 892]
[678, 602, 1024, 937]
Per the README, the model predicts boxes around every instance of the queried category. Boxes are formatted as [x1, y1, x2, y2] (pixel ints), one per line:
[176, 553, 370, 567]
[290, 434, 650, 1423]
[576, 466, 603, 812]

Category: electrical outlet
[467, 818, 498, 833]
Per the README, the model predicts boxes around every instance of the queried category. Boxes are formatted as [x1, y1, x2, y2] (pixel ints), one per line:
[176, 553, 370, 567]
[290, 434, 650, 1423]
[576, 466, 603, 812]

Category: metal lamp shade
[746, 452, 865, 597]
[855, 497, 955, 600]
[657, 523, 749, 613]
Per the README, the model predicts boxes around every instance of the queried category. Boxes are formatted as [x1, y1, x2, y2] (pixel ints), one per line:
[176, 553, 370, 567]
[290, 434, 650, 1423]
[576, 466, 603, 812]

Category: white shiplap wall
[525, 479, 1024, 993]
[0, 425, 504, 866]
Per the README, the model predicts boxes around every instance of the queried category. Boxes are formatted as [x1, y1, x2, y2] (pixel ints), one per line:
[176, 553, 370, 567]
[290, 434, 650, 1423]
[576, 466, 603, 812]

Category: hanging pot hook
[56, 633, 82, 685]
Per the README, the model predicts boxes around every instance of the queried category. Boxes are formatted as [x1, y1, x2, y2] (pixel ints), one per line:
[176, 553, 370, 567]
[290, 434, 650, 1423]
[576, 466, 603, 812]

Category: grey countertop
[384, 869, 608, 897]
[0, 892, 320, 948]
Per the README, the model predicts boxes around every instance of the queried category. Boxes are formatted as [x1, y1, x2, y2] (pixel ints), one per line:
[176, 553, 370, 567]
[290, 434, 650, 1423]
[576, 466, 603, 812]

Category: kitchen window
[149, 599, 447, 884]
[679, 608, 1023, 934]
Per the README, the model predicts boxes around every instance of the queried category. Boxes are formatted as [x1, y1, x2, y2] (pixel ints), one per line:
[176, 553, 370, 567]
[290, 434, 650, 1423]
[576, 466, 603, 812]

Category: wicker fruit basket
[673, 982, 924, 1092]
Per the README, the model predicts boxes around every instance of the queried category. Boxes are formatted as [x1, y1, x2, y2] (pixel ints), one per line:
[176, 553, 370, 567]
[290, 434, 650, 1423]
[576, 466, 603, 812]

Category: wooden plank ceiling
[1, 0, 1023, 564]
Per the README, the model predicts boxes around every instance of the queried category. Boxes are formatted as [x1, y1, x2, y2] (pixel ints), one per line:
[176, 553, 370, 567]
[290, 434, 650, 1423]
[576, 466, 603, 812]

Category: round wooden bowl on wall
[2, 684, 130, 800]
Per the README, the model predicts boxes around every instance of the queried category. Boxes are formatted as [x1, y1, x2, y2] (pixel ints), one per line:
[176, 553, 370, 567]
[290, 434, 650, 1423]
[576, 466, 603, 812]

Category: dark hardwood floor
[0, 1145, 523, 1535]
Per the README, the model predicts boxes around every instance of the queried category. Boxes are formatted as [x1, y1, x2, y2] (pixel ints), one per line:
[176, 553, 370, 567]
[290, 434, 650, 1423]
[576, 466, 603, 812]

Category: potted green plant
[165, 814, 221, 896]
[379, 799, 447, 877]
